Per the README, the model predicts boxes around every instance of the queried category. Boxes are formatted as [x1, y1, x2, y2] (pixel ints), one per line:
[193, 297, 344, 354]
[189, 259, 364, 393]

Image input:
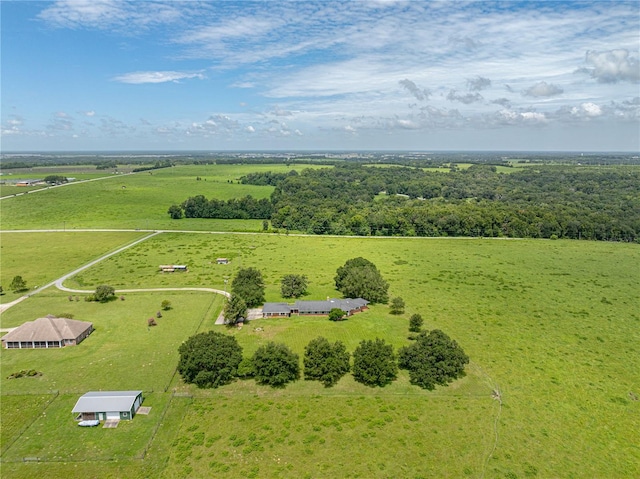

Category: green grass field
[0, 231, 145, 305]
[1, 164, 639, 478]
[0, 164, 322, 230]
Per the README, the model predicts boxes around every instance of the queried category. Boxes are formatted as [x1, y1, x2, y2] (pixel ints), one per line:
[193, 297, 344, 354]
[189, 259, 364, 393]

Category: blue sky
[1, 0, 639, 151]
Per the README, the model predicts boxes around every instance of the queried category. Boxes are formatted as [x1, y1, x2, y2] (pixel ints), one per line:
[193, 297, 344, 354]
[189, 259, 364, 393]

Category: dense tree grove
[280, 274, 308, 298]
[173, 194, 273, 219]
[177, 331, 243, 388]
[231, 267, 265, 307]
[398, 329, 469, 390]
[352, 338, 398, 387]
[303, 337, 351, 387]
[335, 257, 389, 303]
[252, 342, 300, 387]
[246, 164, 638, 241]
[43, 175, 68, 185]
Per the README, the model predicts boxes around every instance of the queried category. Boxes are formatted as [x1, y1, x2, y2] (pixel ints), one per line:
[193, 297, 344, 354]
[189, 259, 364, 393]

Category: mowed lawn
[0, 231, 145, 305]
[1, 231, 638, 478]
[0, 164, 322, 231]
[0, 290, 222, 394]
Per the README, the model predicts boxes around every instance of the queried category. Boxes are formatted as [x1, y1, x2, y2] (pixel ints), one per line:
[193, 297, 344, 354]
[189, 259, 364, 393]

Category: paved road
[0, 231, 161, 314]
[0, 230, 232, 320]
[0, 173, 134, 201]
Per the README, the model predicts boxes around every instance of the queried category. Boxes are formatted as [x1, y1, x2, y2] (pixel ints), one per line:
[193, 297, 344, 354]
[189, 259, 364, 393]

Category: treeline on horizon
[172, 163, 640, 242]
[2, 151, 639, 170]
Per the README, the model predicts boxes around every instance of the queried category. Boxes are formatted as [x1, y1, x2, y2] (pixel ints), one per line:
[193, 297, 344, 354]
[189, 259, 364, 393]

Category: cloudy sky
[1, 0, 639, 151]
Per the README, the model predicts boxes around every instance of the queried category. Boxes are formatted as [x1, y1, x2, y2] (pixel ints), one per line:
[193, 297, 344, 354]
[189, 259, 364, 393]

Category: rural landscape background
[2, 1, 639, 478]
[0, 151, 638, 478]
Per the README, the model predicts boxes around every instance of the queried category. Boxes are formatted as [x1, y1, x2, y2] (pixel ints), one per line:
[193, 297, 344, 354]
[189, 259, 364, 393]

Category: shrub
[328, 308, 346, 321]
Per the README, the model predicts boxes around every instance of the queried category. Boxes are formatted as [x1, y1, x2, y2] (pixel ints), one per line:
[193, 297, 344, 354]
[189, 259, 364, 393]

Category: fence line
[1, 391, 59, 457]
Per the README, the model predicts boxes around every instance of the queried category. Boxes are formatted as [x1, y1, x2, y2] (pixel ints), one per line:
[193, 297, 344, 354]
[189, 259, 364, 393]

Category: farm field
[0, 231, 145, 305]
[0, 160, 639, 478]
[0, 164, 322, 231]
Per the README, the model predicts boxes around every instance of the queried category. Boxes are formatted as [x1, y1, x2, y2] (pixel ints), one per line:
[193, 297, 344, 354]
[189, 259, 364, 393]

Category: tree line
[178, 328, 468, 390]
[171, 163, 640, 241]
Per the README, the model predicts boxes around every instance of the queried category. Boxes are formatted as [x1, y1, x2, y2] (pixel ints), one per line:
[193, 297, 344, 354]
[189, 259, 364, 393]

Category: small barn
[159, 264, 188, 272]
[1, 315, 93, 349]
[72, 391, 143, 421]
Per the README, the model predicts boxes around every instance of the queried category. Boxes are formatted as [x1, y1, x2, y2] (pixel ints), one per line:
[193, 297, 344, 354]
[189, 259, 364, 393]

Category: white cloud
[245, 125, 255, 133]
[113, 71, 205, 84]
[38, 0, 181, 30]
[584, 49, 640, 83]
[523, 81, 564, 97]
[399, 79, 430, 101]
[447, 90, 483, 104]
[467, 76, 491, 91]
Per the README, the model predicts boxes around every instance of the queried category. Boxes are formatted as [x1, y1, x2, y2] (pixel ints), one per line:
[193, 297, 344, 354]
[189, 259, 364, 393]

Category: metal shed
[72, 391, 143, 421]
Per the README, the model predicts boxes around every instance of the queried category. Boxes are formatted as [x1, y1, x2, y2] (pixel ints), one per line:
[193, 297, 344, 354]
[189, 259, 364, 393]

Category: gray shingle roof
[1, 316, 93, 343]
[262, 303, 292, 314]
[72, 391, 143, 413]
[293, 298, 369, 313]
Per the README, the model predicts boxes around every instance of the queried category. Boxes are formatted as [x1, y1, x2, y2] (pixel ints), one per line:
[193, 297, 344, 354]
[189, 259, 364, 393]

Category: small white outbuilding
[72, 390, 143, 421]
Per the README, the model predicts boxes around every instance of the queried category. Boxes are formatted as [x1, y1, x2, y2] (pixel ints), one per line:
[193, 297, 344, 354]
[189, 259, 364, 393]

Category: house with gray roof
[262, 302, 292, 318]
[1, 315, 93, 349]
[72, 391, 143, 421]
[262, 298, 369, 318]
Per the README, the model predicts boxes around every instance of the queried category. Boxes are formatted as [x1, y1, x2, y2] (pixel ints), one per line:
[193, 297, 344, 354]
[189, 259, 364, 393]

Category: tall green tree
[352, 338, 398, 387]
[231, 267, 265, 307]
[178, 331, 243, 388]
[334, 257, 389, 303]
[398, 329, 469, 390]
[409, 313, 424, 332]
[94, 285, 115, 302]
[167, 204, 183, 219]
[252, 342, 300, 388]
[303, 337, 350, 387]
[9, 276, 27, 293]
[280, 274, 308, 298]
[389, 297, 405, 314]
[224, 294, 247, 325]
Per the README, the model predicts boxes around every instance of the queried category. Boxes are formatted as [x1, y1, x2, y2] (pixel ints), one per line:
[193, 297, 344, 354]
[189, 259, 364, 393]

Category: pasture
[0, 164, 321, 231]
[0, 231, 145, 305]
[1, 163, 639, 478]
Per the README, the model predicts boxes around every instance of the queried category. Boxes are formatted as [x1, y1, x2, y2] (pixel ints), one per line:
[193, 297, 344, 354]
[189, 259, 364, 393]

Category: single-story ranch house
[72, 391, 144, 421]
[262, 298, 369, 318]
[1, 315, 93, 349]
